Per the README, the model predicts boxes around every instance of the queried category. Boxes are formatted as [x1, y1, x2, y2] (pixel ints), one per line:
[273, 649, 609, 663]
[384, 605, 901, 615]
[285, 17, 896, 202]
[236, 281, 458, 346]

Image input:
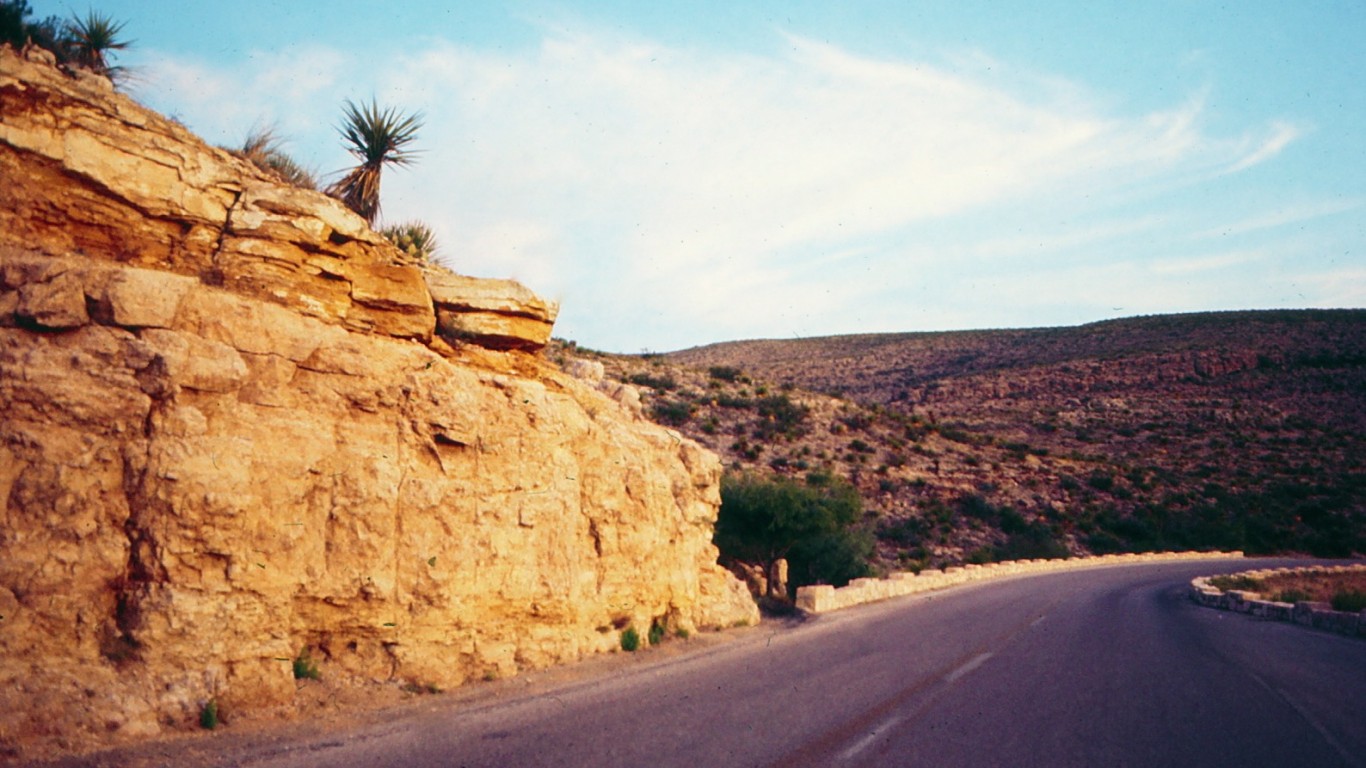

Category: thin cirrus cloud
[1190, 198, 1361, 240]
[1225, 120, 1302, 174]
[132, 25, 1310, 350]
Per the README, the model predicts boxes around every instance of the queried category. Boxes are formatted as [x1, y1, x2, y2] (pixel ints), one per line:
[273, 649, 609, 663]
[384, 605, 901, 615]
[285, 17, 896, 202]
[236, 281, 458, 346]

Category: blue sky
[33, 1, 1365, 352]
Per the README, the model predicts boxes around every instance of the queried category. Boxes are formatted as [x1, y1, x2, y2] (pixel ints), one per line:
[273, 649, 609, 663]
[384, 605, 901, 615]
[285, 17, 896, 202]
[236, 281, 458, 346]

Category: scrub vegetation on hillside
[555, 310, 1366, 587]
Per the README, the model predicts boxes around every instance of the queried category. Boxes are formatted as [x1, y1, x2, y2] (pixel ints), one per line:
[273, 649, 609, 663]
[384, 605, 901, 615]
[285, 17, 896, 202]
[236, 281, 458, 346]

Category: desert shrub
[753, 395, 810, 441]
[620, 627, 641, 652]
[994, 523, 1070, 561]
[628, 372, 676, 391]
[650, 399, 693, 427]
[877, 516, 926, 546]
[1331, 589, 1366, 612]
[293, 647, 321, 680]
[199, 699, 219, 730]
[967, 547, 995, 565]
[708, 366, 743, 382]
[787, 526, 875, 588]
[1273, 589, 1312, 604]
[731, 439, 762, 460]
[1086, 471, 1115, 492]
[715, 471, 869, 590]
[1209, 575, 1261, 592]
[716, 394, 753, 409]
[647, 619, 666, 646]
[840, 413, 874, 431]
[958, 494, 1003, 525]
[234, 125, 318, 189]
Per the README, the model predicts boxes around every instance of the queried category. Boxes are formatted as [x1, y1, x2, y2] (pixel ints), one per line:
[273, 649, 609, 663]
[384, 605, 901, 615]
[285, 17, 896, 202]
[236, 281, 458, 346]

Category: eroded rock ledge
[0, 45, 755, 759]
[0, 44, 555, 352]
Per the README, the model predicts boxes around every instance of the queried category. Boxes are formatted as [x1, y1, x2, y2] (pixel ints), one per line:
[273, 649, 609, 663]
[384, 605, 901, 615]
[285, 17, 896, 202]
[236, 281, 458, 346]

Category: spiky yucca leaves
[325, 99, 422, 226]
[236, 125, 318, 189]
[66, 10, 129, 79]
[380, 221, 440, 262]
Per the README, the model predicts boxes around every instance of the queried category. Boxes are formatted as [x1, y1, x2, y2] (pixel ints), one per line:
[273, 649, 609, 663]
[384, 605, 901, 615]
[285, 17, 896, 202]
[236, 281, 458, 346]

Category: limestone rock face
[0, 47, 755, 758]
[427, 270, 559, 351]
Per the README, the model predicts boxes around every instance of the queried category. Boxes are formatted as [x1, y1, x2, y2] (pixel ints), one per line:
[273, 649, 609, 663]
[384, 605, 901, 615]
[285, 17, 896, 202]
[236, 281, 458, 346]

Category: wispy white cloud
[1297, 267, 1366, 308]
[125, 24, 1329, 350]
[1191, 198, 1361, 239]
[1148, 249, 1263, 275]
[1226, 120, 1302, 173]
[132, 46, 349, 150]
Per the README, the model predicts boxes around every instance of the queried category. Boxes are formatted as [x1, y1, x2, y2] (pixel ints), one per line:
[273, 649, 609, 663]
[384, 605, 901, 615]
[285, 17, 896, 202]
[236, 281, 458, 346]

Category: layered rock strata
[0, 46, 755, 757]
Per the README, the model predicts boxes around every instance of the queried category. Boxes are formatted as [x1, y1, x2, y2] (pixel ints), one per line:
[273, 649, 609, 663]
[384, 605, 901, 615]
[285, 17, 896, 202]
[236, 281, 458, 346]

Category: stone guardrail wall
[1189, 563, 1366, 639]
[794, 551, 1245, 614]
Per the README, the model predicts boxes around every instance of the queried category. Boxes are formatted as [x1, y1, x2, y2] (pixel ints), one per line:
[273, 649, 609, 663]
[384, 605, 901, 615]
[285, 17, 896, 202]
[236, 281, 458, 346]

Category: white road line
[944, 652, 993, 684]
[840, 716, 902, 761]
[1244, 671, 1362, 768]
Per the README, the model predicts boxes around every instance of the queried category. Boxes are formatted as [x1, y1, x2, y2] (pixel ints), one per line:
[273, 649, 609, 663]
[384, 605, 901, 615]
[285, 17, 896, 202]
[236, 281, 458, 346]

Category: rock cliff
[0, 46, 756, 758]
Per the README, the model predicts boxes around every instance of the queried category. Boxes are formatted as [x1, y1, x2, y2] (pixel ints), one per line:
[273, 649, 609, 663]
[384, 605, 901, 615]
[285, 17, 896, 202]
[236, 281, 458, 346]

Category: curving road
[74, 559, 1366, 768]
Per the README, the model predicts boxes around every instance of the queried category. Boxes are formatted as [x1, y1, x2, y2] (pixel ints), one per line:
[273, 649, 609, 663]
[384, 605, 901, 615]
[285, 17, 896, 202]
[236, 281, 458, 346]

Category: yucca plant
[65, 10, 129, 79]
[236, 125, 318, 189]
[380, 220, 440, 262]
[325, 99, 423, 226]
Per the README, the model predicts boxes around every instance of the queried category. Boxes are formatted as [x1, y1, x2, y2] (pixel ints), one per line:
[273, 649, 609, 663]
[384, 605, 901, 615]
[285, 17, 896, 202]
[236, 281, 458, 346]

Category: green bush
[293, 647, 321, 680]
[1331, 589, 1366, 612]
[966, 546, 995, 565]
[1086, 471, 1116, 492]
[787, 527, 875, 589]
[716, 394, 753, 409]
[1273, 589, 1312, 604]
[628, 372, 676, 390]
[994, 524, 1070, 561]
[647, 620, 666, 646]
[715, 472, 870, 590]
[199, 698, 219, 730]
[620, 627, 641, 652]
[650, 399, 694, 427]
[1209, 575, 1261, 592]
[753, 395, 810, 440]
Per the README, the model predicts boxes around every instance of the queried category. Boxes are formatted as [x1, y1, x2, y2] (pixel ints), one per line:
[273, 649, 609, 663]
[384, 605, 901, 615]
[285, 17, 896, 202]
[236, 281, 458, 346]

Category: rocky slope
[0, 45, 755, 760]
[578, 311, 1366, 569]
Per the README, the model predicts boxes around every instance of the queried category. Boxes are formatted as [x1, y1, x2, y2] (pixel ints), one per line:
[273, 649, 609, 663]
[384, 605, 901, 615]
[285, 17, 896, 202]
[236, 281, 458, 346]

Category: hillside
[560, 310, 1366, 570]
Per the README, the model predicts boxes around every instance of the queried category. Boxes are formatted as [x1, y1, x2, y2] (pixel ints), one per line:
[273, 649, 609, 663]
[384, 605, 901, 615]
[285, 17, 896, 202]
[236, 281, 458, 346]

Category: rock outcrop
[0, 45, 755, 759]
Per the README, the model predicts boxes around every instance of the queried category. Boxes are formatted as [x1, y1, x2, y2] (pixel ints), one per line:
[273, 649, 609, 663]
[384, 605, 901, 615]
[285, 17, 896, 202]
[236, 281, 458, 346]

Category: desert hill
[565, 310, 1366, 569]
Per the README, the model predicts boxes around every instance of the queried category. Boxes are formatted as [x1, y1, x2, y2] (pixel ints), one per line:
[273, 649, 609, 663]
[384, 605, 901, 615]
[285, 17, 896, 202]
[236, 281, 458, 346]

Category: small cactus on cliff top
[380, 220, 439, 262]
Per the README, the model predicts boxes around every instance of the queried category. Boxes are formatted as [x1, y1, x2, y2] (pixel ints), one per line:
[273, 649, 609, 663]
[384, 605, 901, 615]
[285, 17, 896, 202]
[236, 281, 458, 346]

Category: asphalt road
[73, 558, 1366, 768]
